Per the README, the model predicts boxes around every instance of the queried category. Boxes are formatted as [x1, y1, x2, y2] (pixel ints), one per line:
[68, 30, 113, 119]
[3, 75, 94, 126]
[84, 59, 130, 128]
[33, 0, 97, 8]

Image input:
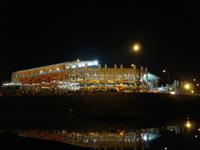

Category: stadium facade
[3, 60, 159, 93]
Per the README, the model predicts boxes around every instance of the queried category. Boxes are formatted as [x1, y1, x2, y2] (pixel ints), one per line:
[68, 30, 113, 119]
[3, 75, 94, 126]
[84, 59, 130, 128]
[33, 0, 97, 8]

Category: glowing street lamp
[162, 69, 166, 73]
[184, 83, 191, 90]
[185, 120, 192, 129]
[119, 131, 125, 136]
[131, 64, 136, 69]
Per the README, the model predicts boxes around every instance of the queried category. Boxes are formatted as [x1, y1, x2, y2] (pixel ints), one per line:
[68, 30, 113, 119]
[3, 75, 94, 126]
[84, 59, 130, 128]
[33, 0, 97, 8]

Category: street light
[161, 69, 170, 86]
[184, 83, 191, 90]
[131, 64, 136, 69]
[119, 131, 125, 136]
[185, 120, 192, 129]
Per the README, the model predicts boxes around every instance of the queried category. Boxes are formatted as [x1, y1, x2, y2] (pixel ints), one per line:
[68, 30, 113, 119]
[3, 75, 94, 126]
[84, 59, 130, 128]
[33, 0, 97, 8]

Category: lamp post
[161, 69, 170, 91]
[131, 64, 136, 92]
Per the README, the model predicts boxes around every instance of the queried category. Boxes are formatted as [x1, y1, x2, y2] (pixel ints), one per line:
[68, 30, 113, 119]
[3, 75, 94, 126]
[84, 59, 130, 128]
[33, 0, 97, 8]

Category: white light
[141, 133, 158, 141]
[71, 65, 76, 68]
[81, 63, 85, 67]
[2, 82, 22, 87]
[78, 63, 86, 67]
[170, 91, 176, 95]
[57, 82, 80, 91]
[56, 68, 59, 71]
[87, 60, 99, 66]
[143, 136, 147, 141]
[65, 60, 99, 69]
[40, 70, 43, 74]
[94, 60, 98, 65]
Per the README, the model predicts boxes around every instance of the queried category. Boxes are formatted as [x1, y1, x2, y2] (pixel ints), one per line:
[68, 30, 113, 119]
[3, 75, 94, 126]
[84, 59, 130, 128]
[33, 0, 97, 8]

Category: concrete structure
[3, 60, 159, 93]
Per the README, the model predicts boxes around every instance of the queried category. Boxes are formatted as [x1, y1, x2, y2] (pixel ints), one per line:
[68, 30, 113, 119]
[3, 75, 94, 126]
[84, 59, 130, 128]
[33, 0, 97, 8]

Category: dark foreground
[1, 93, 200, 149]
[0, 93, 199, 130]
[0, 132, 89, 150]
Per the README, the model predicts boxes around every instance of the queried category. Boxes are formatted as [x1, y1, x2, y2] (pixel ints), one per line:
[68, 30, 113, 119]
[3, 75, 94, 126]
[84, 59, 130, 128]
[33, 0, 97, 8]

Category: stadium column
[84, 65, 88, 89]
[104, 64, 107, 90]
[98, 64, 101, 89]
[145, 67, 148, 90]
[120, 64, 123, 84]
[132, 65, 137, 92]
[69, 67, 72, 82]
[140, 66, 144, 90]
[75, 65, 77, 84]
[133, 65, 138, 90]
[114, 64, 117, 89]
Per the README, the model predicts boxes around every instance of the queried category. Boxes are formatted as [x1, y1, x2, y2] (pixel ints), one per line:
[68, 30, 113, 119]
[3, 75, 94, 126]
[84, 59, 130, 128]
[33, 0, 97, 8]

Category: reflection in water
[17, 129, 159, 149]
[12, 120, 200, 149]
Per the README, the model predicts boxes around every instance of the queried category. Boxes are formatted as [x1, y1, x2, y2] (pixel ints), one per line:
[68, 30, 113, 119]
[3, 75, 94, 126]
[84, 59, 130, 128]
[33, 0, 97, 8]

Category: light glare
[184, 83, 191, 90]
[185, 121, 191, 129]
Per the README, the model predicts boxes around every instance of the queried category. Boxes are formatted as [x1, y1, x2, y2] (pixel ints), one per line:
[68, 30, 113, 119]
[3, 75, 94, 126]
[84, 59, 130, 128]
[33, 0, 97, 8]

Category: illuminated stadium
[3, 60, 159, 93]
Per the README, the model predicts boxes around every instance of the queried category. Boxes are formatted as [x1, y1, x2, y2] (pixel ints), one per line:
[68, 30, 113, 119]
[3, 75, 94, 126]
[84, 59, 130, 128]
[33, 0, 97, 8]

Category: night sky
[0, 1, 199, 82]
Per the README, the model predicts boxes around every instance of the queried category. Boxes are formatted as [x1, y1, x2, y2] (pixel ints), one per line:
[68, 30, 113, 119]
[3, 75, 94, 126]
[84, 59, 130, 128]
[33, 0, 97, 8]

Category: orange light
[184, 83, 191, 90]
[185, 121, 191, 129]
[119, 131, 125, 136]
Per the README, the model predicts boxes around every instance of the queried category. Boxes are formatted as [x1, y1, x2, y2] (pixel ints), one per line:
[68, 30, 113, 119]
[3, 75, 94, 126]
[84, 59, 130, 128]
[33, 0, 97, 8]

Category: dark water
[1, 94, 200, 149]
[1, 119, 200, 150]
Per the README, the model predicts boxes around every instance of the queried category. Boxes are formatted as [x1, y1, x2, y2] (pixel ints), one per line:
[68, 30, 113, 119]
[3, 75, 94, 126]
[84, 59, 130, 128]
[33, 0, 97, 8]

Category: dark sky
[0, 1, 200, 82]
